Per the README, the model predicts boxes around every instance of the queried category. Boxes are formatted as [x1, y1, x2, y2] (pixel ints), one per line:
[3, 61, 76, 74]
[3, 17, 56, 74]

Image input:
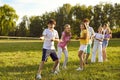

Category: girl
[102, 23, 112, 61]
[76, 23, 89, 71]
[57, 24, 71, 71]
[91, 26, 104, 62]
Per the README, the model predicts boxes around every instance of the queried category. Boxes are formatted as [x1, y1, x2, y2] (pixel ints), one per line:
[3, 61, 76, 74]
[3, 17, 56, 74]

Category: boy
[36, 19, 59, 79]
[83, 18, 95, 64]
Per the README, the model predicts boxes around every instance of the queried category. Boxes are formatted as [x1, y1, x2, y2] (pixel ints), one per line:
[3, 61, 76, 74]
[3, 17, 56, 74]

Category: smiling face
[64, 25, 71, 33]
[48, 23, 55, 29]
[84, 21, 90, 27]
[103, 23, 108, 29]
[47, 19, 56, 30]
[98, 26, 103, 34]
[80, 23, 86, 30]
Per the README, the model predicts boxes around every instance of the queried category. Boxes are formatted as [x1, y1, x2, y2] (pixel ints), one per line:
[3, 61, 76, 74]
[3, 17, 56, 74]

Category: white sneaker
[56, 69, 60, 73]
[54, 71, 58, 74]
[62, 66, 67, 69]
[36, 74, 42, 80]
[76, 67, 83, 71]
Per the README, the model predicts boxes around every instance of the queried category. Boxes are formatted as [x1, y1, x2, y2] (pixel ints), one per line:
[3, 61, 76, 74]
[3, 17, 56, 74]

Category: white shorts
[79, 45, 87, 52]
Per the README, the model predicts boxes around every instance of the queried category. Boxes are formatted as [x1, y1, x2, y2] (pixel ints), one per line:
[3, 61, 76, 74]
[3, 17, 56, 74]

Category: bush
[112, 27, 120, 38]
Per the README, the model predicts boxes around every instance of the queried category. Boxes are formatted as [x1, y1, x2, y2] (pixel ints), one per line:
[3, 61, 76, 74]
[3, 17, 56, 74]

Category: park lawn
[0, 39, 120, 80]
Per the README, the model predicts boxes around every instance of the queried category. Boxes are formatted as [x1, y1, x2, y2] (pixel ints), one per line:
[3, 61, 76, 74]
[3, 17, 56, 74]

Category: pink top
[58, 32, 71, 49]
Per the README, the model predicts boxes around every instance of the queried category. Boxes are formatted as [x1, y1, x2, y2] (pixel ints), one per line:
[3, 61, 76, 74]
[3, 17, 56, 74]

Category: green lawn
[0, 39, 120, 80]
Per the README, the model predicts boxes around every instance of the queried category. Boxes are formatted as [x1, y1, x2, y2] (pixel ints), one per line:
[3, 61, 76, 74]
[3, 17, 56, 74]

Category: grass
[0, 39, 120, 80]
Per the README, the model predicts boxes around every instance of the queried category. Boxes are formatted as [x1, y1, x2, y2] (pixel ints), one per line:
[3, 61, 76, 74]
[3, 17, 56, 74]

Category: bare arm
[39, 36, 44, 40]
[95, 38, 103, 42]
[51, 38, 59, 42]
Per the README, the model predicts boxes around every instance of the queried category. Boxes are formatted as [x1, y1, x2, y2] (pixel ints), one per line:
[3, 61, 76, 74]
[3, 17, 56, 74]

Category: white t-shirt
[94, 33, 104, 44]
[42, 28, 59, 50]
[88, 26, 95, 44]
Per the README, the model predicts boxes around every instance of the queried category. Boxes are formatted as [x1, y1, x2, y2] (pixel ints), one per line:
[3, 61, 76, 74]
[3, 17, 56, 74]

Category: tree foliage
[0, 3, 120, 37]
[0, 4, 18, 36]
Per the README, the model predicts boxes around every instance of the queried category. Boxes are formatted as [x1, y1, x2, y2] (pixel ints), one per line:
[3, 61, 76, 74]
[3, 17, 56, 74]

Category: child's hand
[51, 37, 55, 41]
[59, 39, 63, 42]
[39, 36, 44, 40]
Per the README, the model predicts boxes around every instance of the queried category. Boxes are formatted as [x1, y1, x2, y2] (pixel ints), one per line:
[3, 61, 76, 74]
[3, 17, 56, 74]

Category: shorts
[42, 48, 58, 61]
[85, 44, 91, 54]
[102, 40, 109, 48]
[79, 45, 87, 52]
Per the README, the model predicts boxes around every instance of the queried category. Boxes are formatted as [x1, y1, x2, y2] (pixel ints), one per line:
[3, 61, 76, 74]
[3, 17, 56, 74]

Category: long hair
[80, 22, 87, 29]
[103, 23, 112, 34]
[64, 24, 71, 36]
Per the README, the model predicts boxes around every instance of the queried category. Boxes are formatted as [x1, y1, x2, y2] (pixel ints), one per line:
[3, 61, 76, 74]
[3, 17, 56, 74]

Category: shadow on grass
[0, 42, 43, 53]
[0, 62, 55, 79]
[0, 60, 120, 79]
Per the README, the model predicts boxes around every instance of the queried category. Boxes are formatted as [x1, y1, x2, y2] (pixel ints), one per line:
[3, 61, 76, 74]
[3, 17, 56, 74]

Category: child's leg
[50, 50, 59, 72]
[63, 47, 68, 68]
[57, 46, 63, 59]
[78, 50, 84, 69]
[37, 49, 47, 75]
[78, 45, 87, 69]
[91, 43, 98, 62]
[102, 47, 106, 61]
[56, 47, 63, 71]
[102, 40, 108, 61]
[37, 61, 45, 74]
[85, 44, 91, 63]
[98, 44, 103, 62]
[53, 59, 59, 72]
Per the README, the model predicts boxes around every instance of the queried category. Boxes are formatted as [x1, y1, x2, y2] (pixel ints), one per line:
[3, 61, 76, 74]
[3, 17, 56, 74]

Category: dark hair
[83, 18, 90, 23]
[80, 22, 87, 29]
[47, 19, 56, 25]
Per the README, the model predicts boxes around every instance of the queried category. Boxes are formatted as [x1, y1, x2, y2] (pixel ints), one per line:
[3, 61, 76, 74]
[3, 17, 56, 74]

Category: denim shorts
[102, 40, 109, 48]
[42, 48, 58, 61]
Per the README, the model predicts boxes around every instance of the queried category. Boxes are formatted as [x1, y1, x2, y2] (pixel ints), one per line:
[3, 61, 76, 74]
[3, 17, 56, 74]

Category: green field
[0, 39, 120, 80]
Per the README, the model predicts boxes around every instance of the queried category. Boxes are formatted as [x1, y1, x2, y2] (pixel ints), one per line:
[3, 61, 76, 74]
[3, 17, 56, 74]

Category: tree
[29, 16, 44, 37]
[0, 4, 18, 36]
[56, 3, 72, 37]
[16, 16, 28, 37]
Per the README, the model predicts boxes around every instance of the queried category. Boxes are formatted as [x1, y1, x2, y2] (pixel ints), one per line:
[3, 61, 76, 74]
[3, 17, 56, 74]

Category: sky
[0, 0, 120, 24]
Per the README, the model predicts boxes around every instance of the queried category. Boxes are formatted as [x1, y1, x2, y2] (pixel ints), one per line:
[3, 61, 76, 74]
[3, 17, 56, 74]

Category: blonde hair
[104, 23, 112, 34]
[98, 26, 103, 34]
[64, 24, 70, 29]
[64, 24, 71, 36]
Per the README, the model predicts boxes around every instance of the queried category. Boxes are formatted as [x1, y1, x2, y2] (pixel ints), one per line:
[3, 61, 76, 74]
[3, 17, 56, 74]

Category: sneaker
[54, 71, 58, 74]
[56, 69, 60, 73]
[62, 66, 67, 70]
[36, 74, 42, 80]
[76, 67, 83, 71]
[51, 70, 58, 75]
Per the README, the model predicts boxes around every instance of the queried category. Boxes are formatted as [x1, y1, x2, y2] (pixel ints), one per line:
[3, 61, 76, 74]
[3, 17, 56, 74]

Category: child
[56, 24, 71, 71]
[91, 26, 104, 62]
[36, 19, 59, 80]
[102, 23, 112, 61]
[83, 18, 95, 64]
[76, 23, 89, 71]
